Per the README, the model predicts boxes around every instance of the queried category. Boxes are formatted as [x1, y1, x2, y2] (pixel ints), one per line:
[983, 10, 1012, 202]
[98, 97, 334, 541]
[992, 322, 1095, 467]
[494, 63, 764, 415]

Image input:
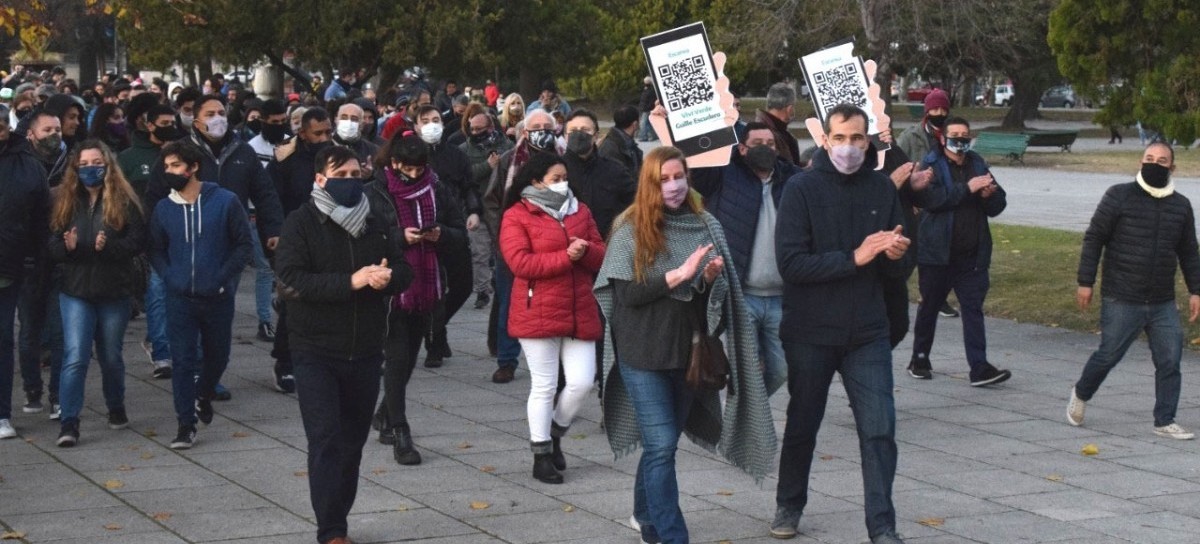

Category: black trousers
[383, 310, 431, 429]
[425, 243, 472, 350]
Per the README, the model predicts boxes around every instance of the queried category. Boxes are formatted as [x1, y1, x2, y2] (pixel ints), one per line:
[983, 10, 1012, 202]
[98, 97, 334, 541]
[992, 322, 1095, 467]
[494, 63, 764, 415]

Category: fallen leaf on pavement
[562, 505, 575, 512]
[716, 490, 733, 496]
[139, 452, 154, 460]
[457, 442, 473, 450]
[1046, 474, 1063, 482]
[144, 430, 157, 437]
[231, 432, 249, 438]
[103, 479, 124, 490]
[469, 501, 490, 510]
[819, 455, 834, 461]
[103, 523, 122, 531]
[396, 505, 408, 512]
[117, 464, 133, 472]
[371, 468, 387, 475]
[152, 512, 172, 521]
[1, 531, 27, 540]
[1081, 444, 1100, 456]
[294, 471, 308, 477]
[917, 517, 944, 527]
[480, 465, 496, 473]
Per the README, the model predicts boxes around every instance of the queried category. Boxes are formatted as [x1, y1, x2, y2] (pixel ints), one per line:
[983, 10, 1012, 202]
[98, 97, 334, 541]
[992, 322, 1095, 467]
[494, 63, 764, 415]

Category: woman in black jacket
[365, 133, 466, 465]
[274, 145, 411, 544]
[46, 139, 145, 447]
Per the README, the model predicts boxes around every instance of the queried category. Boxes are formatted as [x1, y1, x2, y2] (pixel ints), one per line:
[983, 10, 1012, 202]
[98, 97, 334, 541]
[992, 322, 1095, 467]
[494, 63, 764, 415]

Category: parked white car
[993, 84, 1014, 106]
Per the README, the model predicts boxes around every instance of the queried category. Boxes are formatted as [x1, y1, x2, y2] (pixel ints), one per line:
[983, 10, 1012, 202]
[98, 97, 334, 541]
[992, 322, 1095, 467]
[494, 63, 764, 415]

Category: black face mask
[246, 119, 263, 134]
[744, 145, 777, 172]
[927, 114, 947, 129]
[566, 131, 593, 156]
[304, 140, 332, 154]
[163, 172, 191, 191]
[469, 130, 493, 145]
[152, 125, 183, 143]
[1141, 162, 1171, 188]
[261, 123, 288, 144]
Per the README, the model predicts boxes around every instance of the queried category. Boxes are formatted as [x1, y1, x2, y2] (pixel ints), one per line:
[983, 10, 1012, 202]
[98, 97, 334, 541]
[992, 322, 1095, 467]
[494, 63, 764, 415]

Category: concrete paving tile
[903, 403, 1035, 425]
[1135, 491, 1200, 517]
[909, 433, 1053, 458]
[1067, 468, 1200, 499]
[497, 463, 640, 497]
[1034, 435, 1181, 459]
[419, 430, 530, 457]
[0, 482, 123, 515]
[375, 535, 505, 544]
[807, 469, 931, 499]
[44, 443, 193, 472]
[0, 462, 93, 488]
[698, 488, 860, 520]
[676, 467, 774, 496]
[265, 481, 418, 519]
[158, 506, 313, 542]
[0, 440, 58, 466]
[120, 484, 274, 514]
[557, 487, 719, 523]
[84, 463, 230, 494]
[2, 505, 163, 541]
[365, 463, 512, 495]
[936, 509, 1111, 542]
[992, 488, 1158, 521]
[683, 507, 779, 542]
[975, 449, 1127, 477]
[892, 487, 1012, 520]
[467, 508, 622, 543]
[895, 449, 994, 477]
[46, 531, 190, 544]
[187, 446, 307, 474]
[913, 468, 1065, 498]
[412, 484, 567, 519]
[971, 418, 1108, 442]
[794, 509, 945, 544]
[1108, 452, 1200, 480]
[1077, 511, 1200, 543]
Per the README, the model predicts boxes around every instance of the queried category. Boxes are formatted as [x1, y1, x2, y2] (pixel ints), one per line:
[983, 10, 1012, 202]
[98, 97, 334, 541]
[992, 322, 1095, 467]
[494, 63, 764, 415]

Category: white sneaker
[0, 419, 15, 439]
[48, 403, 61, 421]
[629, 515, 641, 531]
[1066, 387, 1085, 426]
[1154, 423, 1195, 440]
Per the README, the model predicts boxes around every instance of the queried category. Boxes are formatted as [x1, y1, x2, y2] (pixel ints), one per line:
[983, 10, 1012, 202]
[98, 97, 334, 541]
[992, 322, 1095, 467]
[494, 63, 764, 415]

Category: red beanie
[924, 89, 950, 113]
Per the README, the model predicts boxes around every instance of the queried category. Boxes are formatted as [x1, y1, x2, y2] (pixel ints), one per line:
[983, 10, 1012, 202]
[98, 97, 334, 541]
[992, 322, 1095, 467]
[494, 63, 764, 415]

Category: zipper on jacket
[349, 230, 359, 360]
[189, 203, 196, 295]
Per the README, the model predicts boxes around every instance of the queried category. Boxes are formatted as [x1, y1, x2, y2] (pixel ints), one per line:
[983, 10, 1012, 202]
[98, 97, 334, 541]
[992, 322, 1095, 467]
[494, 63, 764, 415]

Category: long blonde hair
[499, 92, 525, 129]
[615, 146, 704, 282]
[51, 139, 143, 233]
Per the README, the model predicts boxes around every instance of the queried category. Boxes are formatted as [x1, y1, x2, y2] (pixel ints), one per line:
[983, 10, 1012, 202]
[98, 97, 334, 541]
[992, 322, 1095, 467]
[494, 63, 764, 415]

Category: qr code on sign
[813, 62, 868, 115]
[659, 55, 713, 112]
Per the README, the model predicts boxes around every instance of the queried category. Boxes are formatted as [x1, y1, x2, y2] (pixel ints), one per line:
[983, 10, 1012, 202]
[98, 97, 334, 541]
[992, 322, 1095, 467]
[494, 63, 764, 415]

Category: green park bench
[973, 132, 1031, 164]
[1022, 129, 1079, 152]
[907, 104, 924, 118]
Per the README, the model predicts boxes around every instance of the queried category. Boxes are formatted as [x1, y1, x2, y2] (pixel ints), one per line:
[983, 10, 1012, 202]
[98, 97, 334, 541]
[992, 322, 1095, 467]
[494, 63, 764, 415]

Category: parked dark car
[1040, 86, 1076, 108]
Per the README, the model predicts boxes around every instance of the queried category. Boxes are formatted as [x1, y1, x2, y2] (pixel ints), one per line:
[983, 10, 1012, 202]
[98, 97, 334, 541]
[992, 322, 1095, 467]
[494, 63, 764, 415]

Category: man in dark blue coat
[906, 117, 1009, 386]
[692, 121, 800, 396]
[771, 104, 909, 544]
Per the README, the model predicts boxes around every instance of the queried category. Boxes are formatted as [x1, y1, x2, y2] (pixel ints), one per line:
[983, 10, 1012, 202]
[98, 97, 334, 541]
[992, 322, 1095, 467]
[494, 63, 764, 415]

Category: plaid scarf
[386, 167, 441, 313]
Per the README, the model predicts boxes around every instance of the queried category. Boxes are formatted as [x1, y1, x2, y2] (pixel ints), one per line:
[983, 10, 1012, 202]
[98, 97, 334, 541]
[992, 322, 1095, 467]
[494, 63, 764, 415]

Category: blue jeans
[637, 111, 653, 141]
[495, 261, 522, 369]
[293, 350, 382, 544]
[165, 291, 235, 426]
[744, 293, 786, 395]
[18, 271, 62, 396]
[911, 256, 991, 378]
[1075, 299, 1182, 427]
[621, 363, 695, 544]
[144, 270, 170, 361]
[0, 280, 22, 419]
[58, 294, 130, 422]
[248, 227, 274, 324]
[777, 338, 897, 539]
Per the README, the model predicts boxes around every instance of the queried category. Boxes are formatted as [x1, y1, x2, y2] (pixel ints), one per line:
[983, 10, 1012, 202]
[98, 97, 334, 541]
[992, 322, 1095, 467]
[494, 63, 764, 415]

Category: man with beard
[459, 111, 514, 313]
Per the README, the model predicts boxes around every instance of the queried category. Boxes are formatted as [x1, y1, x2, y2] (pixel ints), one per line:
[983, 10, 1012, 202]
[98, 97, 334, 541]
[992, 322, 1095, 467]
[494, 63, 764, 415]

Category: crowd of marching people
[1, 63, 1197, 544]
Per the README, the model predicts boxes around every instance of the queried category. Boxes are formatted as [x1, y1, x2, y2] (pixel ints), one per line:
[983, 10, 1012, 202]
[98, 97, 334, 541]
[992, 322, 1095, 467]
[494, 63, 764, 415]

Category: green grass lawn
[914, 224, 1200, 346]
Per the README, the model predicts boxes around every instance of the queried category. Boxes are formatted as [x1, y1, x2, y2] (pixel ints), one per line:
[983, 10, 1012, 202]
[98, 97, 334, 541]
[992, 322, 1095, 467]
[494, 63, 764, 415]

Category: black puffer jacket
[47, 190, 146, 300]
[563, 150, 636, 239]
[0, 138, 50, 281]
[1078, 181, 1200, 304]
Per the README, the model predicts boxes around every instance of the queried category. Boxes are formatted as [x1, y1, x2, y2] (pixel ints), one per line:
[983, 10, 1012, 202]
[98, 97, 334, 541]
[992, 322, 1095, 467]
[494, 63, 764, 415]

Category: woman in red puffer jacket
[499, 152, 605, 485]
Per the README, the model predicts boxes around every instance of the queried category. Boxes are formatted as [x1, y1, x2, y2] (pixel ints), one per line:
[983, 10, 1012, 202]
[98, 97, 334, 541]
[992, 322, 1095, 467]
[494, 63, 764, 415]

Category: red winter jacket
[500, 199, 606, 340]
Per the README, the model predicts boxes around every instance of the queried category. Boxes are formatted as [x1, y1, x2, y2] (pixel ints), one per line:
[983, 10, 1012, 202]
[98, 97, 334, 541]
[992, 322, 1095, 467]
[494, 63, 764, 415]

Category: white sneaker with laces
[1066, 387, 1085, 426]
[1154, 423, 1195, 440]
[0, 419, 15, 439]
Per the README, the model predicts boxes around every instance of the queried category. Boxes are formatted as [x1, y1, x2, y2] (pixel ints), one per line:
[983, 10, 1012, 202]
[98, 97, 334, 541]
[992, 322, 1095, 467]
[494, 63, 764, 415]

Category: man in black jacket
[906, 117, 1009, 386]
[562, 109, 636, 239]
[771, 105, 909, 544]
[275, 145, 411, 544]
[637, 76, 656, 142]
[0, 113, 50, 439]
[1069, 143, 1200, 440]
[598, 106, 643, 179]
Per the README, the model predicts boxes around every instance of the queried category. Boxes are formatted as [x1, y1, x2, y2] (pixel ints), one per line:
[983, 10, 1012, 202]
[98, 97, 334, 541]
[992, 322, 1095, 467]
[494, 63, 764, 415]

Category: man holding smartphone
[906, 117, 1010, 386]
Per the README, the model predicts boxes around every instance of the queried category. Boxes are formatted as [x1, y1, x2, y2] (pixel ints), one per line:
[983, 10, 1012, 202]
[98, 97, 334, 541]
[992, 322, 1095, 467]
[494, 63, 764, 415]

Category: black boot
[550, 422, 568, 471]
[393, 425, 422, 465]
[531, 441, 563, 484]
[372, 402, 387, 432]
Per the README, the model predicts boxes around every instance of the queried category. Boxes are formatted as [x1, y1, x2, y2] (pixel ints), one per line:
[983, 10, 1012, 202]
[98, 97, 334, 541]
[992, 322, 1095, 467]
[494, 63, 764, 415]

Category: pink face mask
[661, 175, 689, 209]
[828, 144, 866, 175]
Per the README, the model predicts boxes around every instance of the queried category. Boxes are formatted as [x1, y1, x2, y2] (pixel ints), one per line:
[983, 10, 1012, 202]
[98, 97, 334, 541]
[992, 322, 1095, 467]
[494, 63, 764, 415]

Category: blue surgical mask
[79, 165, 106, 187]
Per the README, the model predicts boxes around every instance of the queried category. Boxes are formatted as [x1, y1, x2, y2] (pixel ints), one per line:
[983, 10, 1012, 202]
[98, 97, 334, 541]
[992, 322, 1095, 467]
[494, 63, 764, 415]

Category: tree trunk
[518, 64, 540, 104]
[1001, 66, 1052, 129]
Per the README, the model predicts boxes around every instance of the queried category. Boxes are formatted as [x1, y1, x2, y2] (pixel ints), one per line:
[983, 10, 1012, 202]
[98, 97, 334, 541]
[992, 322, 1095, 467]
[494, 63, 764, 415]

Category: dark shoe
[22, 389, 43, 413]
[492, 366, 515, 384]
[372, 404, 387, 432]
[907, 357, 932, 380]
[378, 427, 396, 446]
[639, 524, 663, 544]
[970, 363, 1012, 387]
[532, 451, 563, 484]
[938, 303, 959, 318]
[871, 530, 906, 544]
[473, 292, 491, 310]
[170, 425, 196, 450]
[769, 505, 802, 539]
[56, 418, 80, 448]
[550, 422, 568, 471]
[196, 397, 214, 426]
[151, 360, 172, 379]
[213, 383, 231, 401]
[108, 407, 129, 430]
[257, 321, 276, 342]
[423, 352, 444, 368]
[392, 426, 422, 465]
[273, 364, 295, 394]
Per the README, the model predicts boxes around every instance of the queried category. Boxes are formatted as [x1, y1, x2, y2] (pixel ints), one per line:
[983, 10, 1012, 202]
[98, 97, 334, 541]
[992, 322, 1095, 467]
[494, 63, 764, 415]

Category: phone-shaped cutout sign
[641, 22, 738, 157]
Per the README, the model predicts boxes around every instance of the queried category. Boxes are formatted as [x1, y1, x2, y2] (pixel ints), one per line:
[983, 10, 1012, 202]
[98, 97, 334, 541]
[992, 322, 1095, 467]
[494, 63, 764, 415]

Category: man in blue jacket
[150, 141, 253, 450]
[771, 104, 909, 544]
[907, 117, 1010, 386]
[0, 109, 50, 440]
[692, 121, 801, 396]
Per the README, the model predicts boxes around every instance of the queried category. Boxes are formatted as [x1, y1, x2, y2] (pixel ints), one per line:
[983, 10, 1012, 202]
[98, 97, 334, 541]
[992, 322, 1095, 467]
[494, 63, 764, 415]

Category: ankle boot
[393, 425, 422, 465]
[550, 422, 568, 471]
[531, 441, 563, 484]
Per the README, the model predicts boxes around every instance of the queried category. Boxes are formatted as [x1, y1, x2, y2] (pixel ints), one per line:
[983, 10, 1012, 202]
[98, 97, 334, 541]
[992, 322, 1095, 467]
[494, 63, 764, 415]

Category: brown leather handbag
[686, 295, 729, 392]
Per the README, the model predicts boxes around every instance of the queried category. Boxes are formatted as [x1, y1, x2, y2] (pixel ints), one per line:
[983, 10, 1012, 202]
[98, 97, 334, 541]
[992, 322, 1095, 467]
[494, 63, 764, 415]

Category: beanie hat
[924, 89, 950, 114]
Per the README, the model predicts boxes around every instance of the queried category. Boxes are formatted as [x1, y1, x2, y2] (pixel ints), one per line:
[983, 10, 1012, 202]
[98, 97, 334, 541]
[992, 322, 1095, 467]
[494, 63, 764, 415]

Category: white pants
[518, 337, 596, 443]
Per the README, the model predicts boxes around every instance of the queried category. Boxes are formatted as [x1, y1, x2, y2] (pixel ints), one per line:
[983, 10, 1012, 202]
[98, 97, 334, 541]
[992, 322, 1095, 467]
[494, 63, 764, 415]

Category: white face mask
[547, 181, 570, 195]
[419, 122, 443, 144]
[179, 113, 194, 128]
[661, 175, 689, 209]
[336, 119, 360, 142]
[204, 115, 228, 139]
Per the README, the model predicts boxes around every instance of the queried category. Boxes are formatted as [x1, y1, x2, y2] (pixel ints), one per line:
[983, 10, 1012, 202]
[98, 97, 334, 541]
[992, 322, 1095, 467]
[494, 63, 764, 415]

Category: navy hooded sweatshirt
[149, 181, 253, 297]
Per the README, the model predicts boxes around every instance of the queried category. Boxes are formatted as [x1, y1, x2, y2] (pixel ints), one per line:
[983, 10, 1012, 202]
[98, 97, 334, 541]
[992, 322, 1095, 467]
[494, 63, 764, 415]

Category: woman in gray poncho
[594, 146, 776, 544]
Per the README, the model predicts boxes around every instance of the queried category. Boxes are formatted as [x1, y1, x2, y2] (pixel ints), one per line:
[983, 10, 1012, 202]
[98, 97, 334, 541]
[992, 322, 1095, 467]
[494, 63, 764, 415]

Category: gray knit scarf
[520, 185, 577, 221]
[311, 185, 370, 238]
[594, 206, 777, 482]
